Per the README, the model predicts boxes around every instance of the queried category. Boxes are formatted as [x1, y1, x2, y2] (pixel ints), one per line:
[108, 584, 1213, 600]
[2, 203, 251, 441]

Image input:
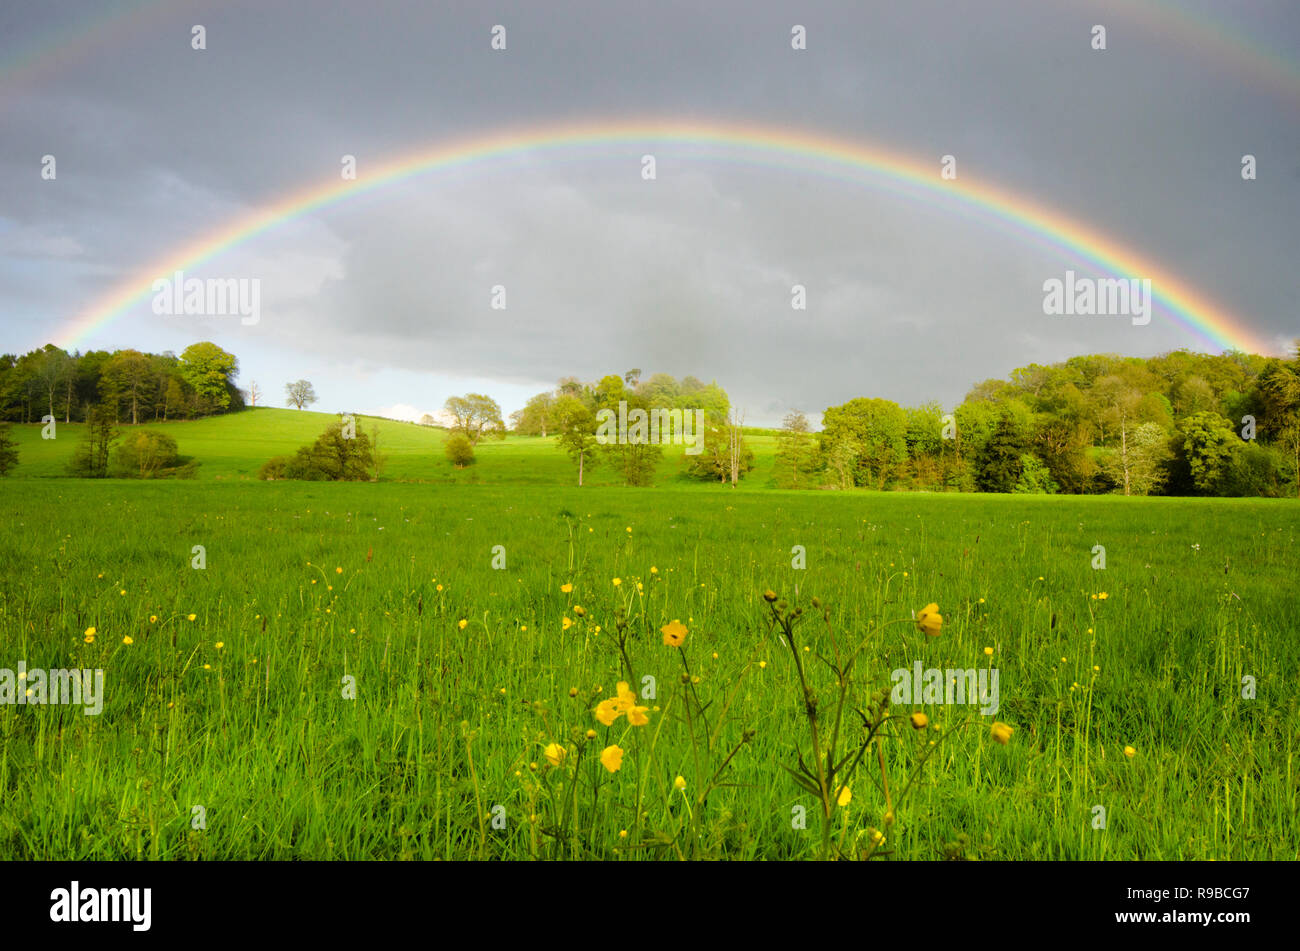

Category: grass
[4, 407, 781, 485]
[0, 475, 1295, 860]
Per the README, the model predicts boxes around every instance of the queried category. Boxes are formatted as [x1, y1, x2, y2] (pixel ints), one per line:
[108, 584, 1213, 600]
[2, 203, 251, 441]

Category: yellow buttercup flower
[560, 583, 573, 594]
[837, 785, 852, 807]
[660, 619, 688, 647]
[573, 605, 586, 617]
[983, 646, 994, 656]
[84, 626, 96, 638]
[673, 775, 686, 791]
[187, 614, 196, 621]
[612, 577, 622, 587]
[149, 615, 157, 623]
[915, 603, 943, 637]
[910, 712, 929, 730]
[990, 722, 1014, 745]
[600, 745, 624, 773]
[763, 589, 778, 603]
[335, 567, 342, 574]
[595, 698, 621, 727]
[562, 616, 573, 631]
[1124, 745, 1136, 758]
[122, 636, 133, 645]
[544, 743, 566, 767]
[458, 619, 468, 630]
[650, 566, 658, 574]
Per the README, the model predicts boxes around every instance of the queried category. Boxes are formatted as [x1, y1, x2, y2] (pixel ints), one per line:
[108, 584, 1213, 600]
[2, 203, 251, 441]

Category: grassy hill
[3, 407, 783, 486]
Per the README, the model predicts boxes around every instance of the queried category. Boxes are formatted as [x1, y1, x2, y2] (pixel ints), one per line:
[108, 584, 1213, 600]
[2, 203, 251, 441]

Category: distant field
[0, 478, 1295, 859]
[3, 407, 781, 486]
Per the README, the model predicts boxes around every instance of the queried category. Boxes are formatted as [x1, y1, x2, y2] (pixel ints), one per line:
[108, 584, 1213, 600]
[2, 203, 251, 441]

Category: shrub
[111, 429, 180, 478]
[278, 421, 375, 481]
[445, 432, 476, 468]
[258, 456, 289, 480]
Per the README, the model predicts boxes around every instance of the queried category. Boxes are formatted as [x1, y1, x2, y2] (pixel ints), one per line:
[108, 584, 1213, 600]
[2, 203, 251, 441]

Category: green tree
[821, 397, 908, 489]
[101, 349, 153, 424]
[976, 411, 1031, 492]
[445, 393, 504, 445]
[554, 394, 598, 485]
[67, 405, 119, 477]
[445, 432, 476, 468]
[283, 421, 375, 481]
[774, 410, 818, 489]
[1181, 412, 1237, 495]
[179, 342, 239, 412]
[0, 423, 18, 475]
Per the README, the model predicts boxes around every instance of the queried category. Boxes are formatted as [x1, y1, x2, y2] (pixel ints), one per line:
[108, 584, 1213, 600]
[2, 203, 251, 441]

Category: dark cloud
[2, 0, 1297, 422]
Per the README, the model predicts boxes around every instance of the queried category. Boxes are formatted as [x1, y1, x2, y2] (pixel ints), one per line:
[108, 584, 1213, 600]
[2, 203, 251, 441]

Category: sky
[1, 0, 1297, 426]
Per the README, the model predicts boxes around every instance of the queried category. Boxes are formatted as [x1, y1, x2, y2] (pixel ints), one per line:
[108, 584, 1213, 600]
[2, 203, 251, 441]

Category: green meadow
[0, 410, 1296, 859]
[3, 407, 780, 485]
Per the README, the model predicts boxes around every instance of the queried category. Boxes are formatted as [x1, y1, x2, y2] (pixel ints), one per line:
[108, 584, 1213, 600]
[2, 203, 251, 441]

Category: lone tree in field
[445, 432, 476, 468]
[554, 394, 598, 485]
[0, 423, 18, 476]
[247, 381, 261, 406]
[444, 393, 504, 445]
[285, 380, 318, 410]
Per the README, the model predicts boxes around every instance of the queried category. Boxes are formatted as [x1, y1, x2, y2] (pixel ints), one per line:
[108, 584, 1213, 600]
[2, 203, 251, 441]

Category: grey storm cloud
[1, 0, 1297, 422]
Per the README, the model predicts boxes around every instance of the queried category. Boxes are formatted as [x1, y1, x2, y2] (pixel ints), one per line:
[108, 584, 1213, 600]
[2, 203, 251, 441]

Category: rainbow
[55, 118, 1273, 355]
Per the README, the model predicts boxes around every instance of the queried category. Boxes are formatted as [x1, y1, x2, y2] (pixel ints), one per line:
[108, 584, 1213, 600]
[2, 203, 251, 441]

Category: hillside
[2, 407, 782, 486]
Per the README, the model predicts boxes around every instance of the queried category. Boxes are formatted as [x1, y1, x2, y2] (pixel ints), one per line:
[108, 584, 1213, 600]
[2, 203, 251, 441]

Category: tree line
[787, 344, 1300, 497]
[0, 342, 243, 424]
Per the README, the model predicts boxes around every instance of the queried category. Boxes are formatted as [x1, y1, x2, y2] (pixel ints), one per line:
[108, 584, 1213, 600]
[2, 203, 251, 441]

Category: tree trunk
[1120, 418, 1131, 496]
[578, 450, 584, 487]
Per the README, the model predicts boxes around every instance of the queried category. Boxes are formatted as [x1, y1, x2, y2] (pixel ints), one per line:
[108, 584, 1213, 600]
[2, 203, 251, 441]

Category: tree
[976, 411, 1031, 492]
[101, 349, 153, 424]
[1256, 345, 1300, 497]
[247, 381, 262, 407]
[67, 406, 119, 477]
[686, 415, 753, 484]
[282, 421, 375, 480]
[774, 410, 818, 489]
[34, 345, 72, 422]
[821, 397, 909, 489]
[554, 394, 598, 485]
[285, 380, 318, 410]
[1181, 412, 1237, 495]
[179, 342, 239, 411]
[445, 432, 476, 468]
[419, 413, 438, 427]
[444, 393, 504, 445]
[0, 423, 18, 476]
[514, 391, 557, 436]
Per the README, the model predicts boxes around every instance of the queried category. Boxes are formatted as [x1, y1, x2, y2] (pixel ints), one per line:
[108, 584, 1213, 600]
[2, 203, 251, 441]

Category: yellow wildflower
[600, 745, 624, 773]
[660, 619, 688, 647]
[915, 603, 943, 637]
